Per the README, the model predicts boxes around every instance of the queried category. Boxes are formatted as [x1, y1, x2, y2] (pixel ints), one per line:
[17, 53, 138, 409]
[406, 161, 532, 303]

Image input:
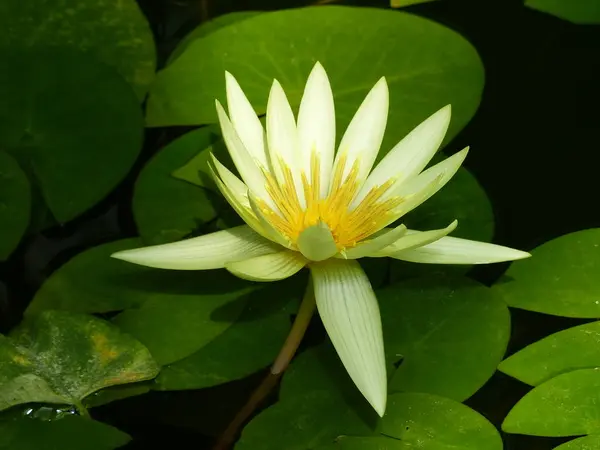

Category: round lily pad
[378, 275, 510, 401]
[499, 321, 600, 386]
[0, 310, 159, 412]
[167, 11, 261, 64]
[155, 274, 306, 390]
[380, 392, 503, 449]
[503, 368, 600, 437]
[133, 127, 219, 245]
[0, 48, 144, 224]
[0, 0, 156, 99]
[111, 268, 258, 366]
[0, 151, 30, 261]
[237, 344, 379, 450]
[494, 228, 600, 318]
[146, 6, 484, 161]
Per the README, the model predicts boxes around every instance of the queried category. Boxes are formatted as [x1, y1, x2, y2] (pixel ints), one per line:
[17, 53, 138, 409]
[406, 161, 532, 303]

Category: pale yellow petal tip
[110, 249, 141, 264]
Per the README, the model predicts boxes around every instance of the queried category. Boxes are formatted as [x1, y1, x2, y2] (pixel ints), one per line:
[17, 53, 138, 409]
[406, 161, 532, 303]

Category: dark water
[1, 0, 599, 449]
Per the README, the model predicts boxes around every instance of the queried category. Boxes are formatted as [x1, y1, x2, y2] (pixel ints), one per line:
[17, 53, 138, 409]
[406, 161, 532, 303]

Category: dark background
[1, 0, 599, 448]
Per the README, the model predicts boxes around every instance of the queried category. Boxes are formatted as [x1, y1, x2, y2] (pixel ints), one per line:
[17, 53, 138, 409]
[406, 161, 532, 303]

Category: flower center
[257, 152, 402, 251]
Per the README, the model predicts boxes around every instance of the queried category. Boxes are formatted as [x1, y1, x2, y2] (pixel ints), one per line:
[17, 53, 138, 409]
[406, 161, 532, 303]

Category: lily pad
[554, 436, 600, 450]
[525, 0, 600, 24]
[499, 321, 600, 386]
[111, 269, 258, 366]
[0, 48, 144, 223]
[380, 392, 503, 449]
[0, 415, 130, 450]
[147, 6, 484, 161]
[494, 228, 600, 318]
[390, 162, 494, 281]
[378, 276, 510, 401]
[168, 11, 261, 64]
[0, 0, 156, 99]
[0, 310, 159, 412]
[28, 239, 157, 315]
[237, 344, 379, 450]
[133, 127, 219, 245]
[0, 151, 30, 261]
[155, 274, 305, 390]
[503, 368, 600, 437]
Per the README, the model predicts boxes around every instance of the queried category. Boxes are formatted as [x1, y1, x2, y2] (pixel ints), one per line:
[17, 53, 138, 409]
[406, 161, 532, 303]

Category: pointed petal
[111, 226, 280, 270]
[371, 220, 458, 257]
[226, 251, 307, 281]
[215, 100, 272, 205]
[392, 236, 531, 264]
[381, 147, 468, 229]
[311, 259, 387, 416]
[334, 77, 389, 191]
[297, 62, 335, 198]
[341, 224, 407, 259]
[355, 105, 451, 206]
[225, 72, 268, 168]
[208, 156, 266, 236]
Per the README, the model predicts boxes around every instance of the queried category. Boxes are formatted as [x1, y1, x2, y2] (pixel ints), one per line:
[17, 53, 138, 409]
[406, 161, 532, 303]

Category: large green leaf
[503, 369, 600, 437]
[390, 162, 494, 281]
[0, 416, 130, 450]
[554, 436, 600, 450]
[28, 239, 156, 315]
[155, 275, 305, 390]
[0, 311, 159, 412]
[0, 151, 30, 261]
[147, 6, 484, 160]
[499, 321, 600, 386]
[168, 12, 261, 64]
[236, 344, 379, 450]
[494, 228, 600, 318]
[380, 393, 503, 449]
[111, 269, 258, 366]
[133, 127, 219, 245]
[0, 0, 155, 99]
[0, 48, 144, 223]
[526, 0, 600, 24]
[378, 276, 510, 401]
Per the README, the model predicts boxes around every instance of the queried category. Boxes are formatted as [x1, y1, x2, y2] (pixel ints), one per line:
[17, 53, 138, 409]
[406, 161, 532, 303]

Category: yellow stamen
[256, 152, 402, 251]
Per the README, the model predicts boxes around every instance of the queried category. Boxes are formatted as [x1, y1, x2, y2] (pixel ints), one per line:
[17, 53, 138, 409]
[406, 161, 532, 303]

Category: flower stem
[212, 279, 316, 450]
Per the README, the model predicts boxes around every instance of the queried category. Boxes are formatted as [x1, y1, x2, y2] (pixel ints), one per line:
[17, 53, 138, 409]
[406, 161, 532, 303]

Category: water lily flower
[112, 62, 530, 417]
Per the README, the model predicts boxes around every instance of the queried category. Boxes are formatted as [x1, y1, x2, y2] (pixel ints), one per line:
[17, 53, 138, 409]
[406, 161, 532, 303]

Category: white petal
[333, 77, 389, 192]
[311, 259, 387, 416]
[266, 79, 305, 206]
[297, 62, 335, 198]
[354, 105, 451, 206]
[371, 220, 458, 257]
[392, 236, 531, 264]
[341, 224, 407, 259]
[225, 72, 268, 168]
[226, 251, 307, 281]
[208, 156, 266, 236]
[381, 147, 468, 229]
[111, 226, 280, 270]
[215, 100, 272, 205]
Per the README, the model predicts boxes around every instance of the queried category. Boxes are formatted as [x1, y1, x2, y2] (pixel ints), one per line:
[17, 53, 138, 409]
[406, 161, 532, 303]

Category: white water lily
[112, 62, 530, 417]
